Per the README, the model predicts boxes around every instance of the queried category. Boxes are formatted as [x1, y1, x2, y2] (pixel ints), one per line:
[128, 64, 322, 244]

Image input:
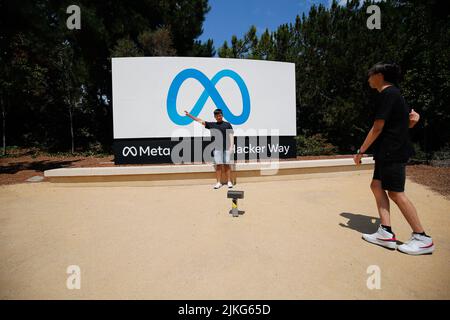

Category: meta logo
[167, 69, 251, 125]
[122, 146, 170, 157]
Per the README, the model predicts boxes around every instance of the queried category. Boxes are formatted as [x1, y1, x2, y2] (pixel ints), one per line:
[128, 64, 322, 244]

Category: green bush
[295, 134, 338, 156]
[432, 144, 450, 161]
[410, 143, 428, 162]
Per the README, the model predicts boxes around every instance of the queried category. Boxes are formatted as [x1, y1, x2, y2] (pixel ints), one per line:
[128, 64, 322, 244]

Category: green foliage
[190, 39, 216, 57]
[295, 134, 338, 156]
[111, 37, 143, 57]
[432, 144, 450, 161]
[218, 0, 449, 155]
[410, 143, 428, 162]
[0, 0, 213, 153]
[1, 0, 448, 157]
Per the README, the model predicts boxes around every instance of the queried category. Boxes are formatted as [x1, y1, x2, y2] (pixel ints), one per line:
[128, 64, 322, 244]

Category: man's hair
[368, 62, 401, 85]
[213, 108, 223, 115]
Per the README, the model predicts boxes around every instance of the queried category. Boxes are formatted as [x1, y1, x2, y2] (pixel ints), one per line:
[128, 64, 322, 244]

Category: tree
[138, 27, 176, 56]
[217, 0, 450, 155]
[111, 37, 143, 57]
[190, 39, 215, 57]
[0, 0, 213, 152]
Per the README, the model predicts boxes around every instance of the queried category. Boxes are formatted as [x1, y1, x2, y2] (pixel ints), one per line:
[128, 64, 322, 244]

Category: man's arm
[228, 132, 234, 152]
[409, 109, 420, 128]
[184, 110, 205, 126]
[354, 119, 385, 165]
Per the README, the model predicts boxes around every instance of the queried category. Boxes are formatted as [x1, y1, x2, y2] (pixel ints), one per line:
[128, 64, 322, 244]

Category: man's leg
[362, 179, 397, 249]
[387, 191, 424, 233]
[370, 179, 391, 226]
[220, 164, 226, 184]
[382, 161, 426, 234]
[225, 164, 231, 182]
[362, 165, 397, 249]
[390, 190, 435, 255]
[215, 164, 222, 183]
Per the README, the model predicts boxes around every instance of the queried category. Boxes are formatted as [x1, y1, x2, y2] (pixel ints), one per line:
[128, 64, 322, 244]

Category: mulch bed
[406, 165, 450, 198]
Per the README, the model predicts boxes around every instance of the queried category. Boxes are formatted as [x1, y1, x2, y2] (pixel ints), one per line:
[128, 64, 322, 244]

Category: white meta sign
[112, 57, 296, 138]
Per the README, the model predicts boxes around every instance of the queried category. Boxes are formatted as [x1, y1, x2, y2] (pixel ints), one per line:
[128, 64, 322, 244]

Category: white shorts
[213, 150, 232, 165]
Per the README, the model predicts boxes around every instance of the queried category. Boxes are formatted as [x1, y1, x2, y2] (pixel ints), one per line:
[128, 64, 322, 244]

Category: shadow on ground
[339, 212, 380, 234]
[0, 159, 80, 174]
[340, 212, 405, 245]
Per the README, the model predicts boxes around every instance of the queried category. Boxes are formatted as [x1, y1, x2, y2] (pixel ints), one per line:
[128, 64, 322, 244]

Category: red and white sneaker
[362, 225, 397, 250]
[397, 233, 435, 255]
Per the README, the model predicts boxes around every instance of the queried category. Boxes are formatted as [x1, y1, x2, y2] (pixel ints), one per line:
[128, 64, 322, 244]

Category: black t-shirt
[372, 86, 414, 162]
[205, 121, 234, 151]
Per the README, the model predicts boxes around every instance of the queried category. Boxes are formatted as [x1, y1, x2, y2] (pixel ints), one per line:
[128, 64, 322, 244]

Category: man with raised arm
[184, 108, 234, 189]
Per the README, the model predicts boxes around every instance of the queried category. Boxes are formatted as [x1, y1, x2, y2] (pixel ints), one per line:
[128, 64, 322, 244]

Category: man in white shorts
[184, 108, 234, 189]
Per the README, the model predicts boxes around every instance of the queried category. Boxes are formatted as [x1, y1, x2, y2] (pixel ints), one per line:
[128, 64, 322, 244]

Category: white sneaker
[362, 225, 397, 250]
[227, 181, 233, 188]
[398, 233, 435, 255]
[213, 182, 223, 189]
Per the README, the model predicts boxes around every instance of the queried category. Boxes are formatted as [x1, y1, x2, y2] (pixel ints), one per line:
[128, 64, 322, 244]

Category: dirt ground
[0, 170, 449, 299]
[406, 165, 450, 198]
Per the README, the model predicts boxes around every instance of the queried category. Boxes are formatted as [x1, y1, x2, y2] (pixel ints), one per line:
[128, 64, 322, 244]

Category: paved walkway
[1, 170, 449, 299]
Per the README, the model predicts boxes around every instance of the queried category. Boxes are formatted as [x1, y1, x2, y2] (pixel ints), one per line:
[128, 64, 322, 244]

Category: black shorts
[373, 161, 406, 192]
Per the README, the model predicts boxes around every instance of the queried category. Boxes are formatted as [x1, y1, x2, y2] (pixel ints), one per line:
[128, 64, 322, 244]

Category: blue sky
[198, 0, 331, 50]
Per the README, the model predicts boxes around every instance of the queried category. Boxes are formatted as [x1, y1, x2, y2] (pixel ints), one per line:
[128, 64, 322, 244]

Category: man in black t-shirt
[354, 62, 435, 255]
[184, 108, 234, 189]
[371, 85, 414, 162]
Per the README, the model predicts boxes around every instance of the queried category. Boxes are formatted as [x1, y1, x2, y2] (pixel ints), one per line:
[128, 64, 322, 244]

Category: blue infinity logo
[167, 68, 250, 125]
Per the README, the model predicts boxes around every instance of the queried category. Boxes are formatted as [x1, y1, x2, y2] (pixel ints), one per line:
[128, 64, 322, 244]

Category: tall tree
[218, 0, 449, 155]
[0, 0, 213, 152]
